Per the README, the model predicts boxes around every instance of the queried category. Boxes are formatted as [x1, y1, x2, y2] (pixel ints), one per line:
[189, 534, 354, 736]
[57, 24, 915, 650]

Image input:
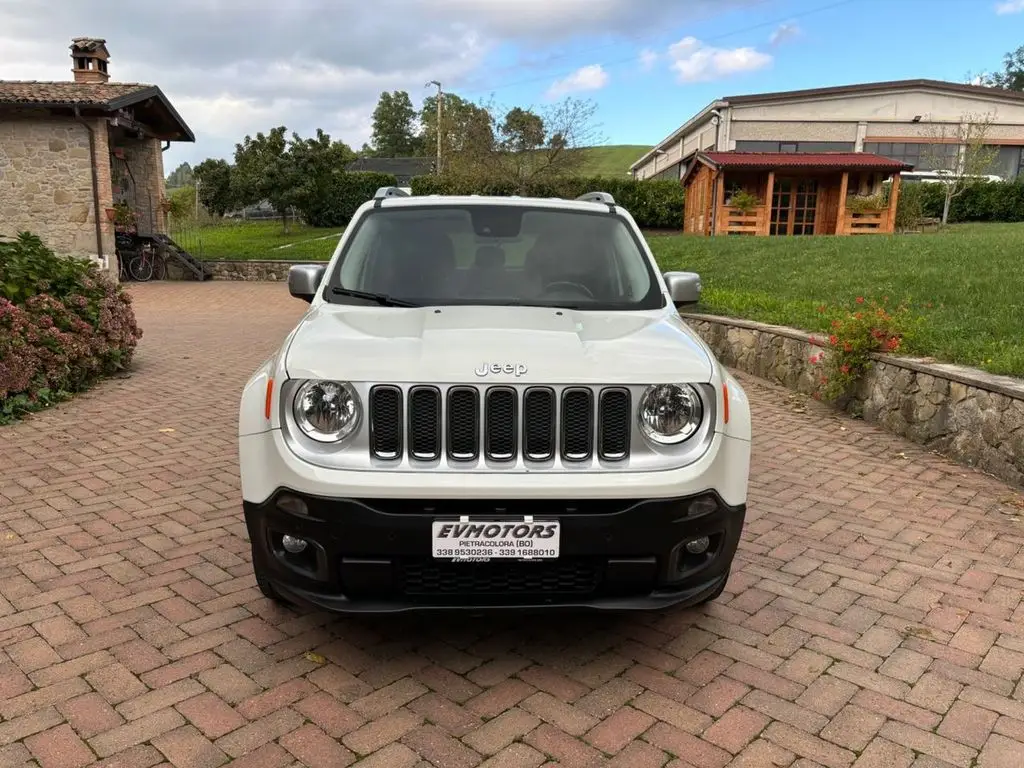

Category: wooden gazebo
[681, 151, 912, 236]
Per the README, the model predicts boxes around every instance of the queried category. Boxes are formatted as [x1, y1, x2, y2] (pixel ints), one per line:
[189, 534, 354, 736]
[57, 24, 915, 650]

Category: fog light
[281, 535, 308, 554]
[685, 536, 710, 554]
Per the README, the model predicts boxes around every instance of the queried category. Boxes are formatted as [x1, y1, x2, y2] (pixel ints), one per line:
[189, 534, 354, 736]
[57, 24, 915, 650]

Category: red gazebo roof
[698, 151, 912, 171]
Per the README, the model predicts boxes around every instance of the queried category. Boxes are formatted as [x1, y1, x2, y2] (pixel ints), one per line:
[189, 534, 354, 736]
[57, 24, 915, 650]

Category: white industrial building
[630, 79, 1024, 182]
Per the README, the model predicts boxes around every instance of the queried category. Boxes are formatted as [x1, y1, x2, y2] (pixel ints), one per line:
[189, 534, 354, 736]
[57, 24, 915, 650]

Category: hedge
[295, 171, 398, 227]
[409, 175, 685, 229]
[900, 179, 1024, 224]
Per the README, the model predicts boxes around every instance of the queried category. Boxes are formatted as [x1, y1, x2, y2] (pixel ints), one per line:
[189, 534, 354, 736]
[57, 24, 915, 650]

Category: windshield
[325, 205, 663, 311]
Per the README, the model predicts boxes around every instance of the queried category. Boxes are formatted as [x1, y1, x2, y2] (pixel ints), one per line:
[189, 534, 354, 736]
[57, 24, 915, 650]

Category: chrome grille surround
[280, 380, 717, 473]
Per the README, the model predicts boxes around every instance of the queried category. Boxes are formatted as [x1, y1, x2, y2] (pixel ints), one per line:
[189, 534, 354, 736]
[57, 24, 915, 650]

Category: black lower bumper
[243, 490, 745, 614]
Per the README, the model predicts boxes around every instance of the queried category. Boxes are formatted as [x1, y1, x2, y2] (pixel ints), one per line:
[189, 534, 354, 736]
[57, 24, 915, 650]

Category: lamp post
[426, 80, 442, 174]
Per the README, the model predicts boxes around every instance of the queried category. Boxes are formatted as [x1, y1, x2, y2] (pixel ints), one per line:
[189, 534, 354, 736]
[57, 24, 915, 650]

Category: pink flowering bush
[0, 232, 142, 421]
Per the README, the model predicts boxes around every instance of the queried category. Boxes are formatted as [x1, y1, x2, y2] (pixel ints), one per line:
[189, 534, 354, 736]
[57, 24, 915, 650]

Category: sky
[0, 0, 1021, 174]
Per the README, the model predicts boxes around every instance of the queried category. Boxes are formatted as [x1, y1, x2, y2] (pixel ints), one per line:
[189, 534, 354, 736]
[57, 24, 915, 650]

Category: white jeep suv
[237, 188, 751, 613]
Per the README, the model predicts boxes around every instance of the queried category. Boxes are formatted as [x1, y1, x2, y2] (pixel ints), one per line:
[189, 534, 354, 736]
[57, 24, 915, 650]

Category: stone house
[0, 37, 196, 280]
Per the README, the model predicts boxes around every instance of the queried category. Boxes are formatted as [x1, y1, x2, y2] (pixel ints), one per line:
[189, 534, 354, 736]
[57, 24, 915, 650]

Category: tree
[165, 162, 194, 189]
[287, 128, 357, 223]
[504, 97, 602, 183]
[420, 92, 495, 173]
[920, 112, 1000, 226]
[980, 44, 1024, 91]
[231, 126, 300, 231]
[193, 158, 234, 217]
[370, 90, 422, 157]
[499, 108, 545, 152]
[458, 97, 603, 187]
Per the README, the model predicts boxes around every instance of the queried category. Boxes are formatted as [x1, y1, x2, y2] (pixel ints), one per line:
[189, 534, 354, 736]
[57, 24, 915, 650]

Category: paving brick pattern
[2, 281, 1023, 767]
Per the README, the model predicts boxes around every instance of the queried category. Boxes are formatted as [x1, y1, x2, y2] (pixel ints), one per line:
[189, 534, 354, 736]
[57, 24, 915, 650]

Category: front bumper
[244, 490, 745, 613]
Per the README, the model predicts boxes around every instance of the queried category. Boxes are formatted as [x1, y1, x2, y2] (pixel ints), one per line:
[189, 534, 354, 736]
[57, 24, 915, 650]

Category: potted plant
[112, 201, 138, 234]
[846, 193, 886, 213]
[729, 189, 761, 214]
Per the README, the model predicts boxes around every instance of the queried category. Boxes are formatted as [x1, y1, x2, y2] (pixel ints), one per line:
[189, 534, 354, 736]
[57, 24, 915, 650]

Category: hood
[284, 304, 714, 385]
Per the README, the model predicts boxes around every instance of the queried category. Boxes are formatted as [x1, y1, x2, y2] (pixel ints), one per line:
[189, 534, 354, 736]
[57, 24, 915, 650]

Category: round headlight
[638, 383, 703, 445]
[293, 380, 360, 442]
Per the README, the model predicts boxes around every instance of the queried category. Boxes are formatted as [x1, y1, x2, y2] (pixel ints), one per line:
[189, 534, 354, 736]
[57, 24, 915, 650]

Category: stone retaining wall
[682, 313, 1024, 488]
[204, 260, 298, 281]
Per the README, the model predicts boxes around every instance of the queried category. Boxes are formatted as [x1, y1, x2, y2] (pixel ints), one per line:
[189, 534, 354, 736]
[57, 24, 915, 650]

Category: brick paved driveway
[2, 282, 1024, 768]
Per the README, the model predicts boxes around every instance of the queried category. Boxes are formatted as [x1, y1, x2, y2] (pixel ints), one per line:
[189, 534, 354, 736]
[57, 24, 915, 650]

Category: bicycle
[127, 241, 164, 282]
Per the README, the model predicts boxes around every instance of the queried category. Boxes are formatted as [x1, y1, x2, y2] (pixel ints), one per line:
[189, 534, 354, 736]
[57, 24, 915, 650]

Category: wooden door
[770, 177, 819, 235]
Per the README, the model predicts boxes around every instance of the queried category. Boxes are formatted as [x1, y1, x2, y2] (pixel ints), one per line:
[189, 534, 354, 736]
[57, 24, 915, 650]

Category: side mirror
[663, 271, 701, 307]
[288, 264, 326, 303]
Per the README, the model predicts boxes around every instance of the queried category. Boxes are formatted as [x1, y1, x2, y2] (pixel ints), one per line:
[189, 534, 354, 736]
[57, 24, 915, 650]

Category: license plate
[431, 520, 560, 560]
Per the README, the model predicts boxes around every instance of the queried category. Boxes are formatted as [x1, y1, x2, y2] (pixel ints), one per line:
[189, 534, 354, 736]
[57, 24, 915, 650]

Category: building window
[734, 140, 854, 153]
[735, 141, 783, 152]
[864, 141, 959, 171]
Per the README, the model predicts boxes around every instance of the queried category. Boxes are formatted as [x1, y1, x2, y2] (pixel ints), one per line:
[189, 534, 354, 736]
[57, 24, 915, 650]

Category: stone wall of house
[203, 260, 298, 281]
[683, 313, 1024, 488]
[0, 113, 116, 274]
[120, 137, 166, 236]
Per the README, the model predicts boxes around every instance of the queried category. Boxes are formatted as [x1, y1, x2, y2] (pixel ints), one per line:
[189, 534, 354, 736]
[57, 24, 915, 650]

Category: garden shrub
[0, 232, 142, 422]
[295, 171, 398, 227]
[808, 296, 922, 404]
[410, 174, 685, 230]
[896, 179, 1024, 225]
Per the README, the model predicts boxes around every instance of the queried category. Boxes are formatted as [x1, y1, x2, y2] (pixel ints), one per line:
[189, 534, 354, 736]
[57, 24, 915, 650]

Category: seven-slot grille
[368, 385, 631, 464]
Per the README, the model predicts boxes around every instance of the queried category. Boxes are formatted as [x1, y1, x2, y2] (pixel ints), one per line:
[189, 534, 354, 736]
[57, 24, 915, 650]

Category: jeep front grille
[368, 384, 632, 464]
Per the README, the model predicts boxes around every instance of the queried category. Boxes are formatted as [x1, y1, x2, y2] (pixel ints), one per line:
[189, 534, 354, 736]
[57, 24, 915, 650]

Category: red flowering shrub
[808, 296, 918, 402]
[0, 232, 142, 421]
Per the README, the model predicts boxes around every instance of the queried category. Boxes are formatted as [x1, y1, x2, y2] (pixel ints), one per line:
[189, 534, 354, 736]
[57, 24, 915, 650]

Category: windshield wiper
[330, 287, 420, 307]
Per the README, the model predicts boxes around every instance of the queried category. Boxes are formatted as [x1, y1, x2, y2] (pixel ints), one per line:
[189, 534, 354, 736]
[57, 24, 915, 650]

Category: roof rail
[576, 190, 616, 213]
[373, 186, 410, 200]
[575, 191, 616, 206]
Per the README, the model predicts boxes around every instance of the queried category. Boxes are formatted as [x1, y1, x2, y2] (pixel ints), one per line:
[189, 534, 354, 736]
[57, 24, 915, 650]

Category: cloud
[639, 48, 659, 71]
[0, 0, 758, 166]
[546, 65, 610, 99]
[769, 22, 801, 46]
[667, 37, 772, 83]
[995, 0, 1024, 13]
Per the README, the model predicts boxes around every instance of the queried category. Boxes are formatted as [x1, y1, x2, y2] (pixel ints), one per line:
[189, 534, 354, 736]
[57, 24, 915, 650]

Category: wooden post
[836, 171, 849, 235]
[764, 171, 775, 236]
[714, 170, 726, 235]
[886, 172, 901, 234]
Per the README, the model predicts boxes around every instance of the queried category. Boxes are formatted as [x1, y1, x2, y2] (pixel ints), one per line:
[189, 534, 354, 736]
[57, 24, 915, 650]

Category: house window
[780, 143, 798, 153]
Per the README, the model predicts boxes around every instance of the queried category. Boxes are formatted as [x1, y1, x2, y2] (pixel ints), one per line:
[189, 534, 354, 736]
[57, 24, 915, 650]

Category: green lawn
[650, 222, 1024, 377]
[576, 145, 651, 177]
[171, 220, 344, 261]
[179, 219, 1024, 377]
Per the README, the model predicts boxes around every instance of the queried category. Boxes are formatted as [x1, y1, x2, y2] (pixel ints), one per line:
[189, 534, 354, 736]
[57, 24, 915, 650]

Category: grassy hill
[575, 145, 651, 177]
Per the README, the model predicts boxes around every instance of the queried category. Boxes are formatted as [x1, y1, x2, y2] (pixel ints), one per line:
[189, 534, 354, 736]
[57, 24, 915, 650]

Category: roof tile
[0, 81, 153, 107]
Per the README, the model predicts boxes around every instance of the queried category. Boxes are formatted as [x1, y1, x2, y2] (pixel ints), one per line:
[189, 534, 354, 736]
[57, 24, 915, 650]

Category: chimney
[70, 37, 110, 84]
